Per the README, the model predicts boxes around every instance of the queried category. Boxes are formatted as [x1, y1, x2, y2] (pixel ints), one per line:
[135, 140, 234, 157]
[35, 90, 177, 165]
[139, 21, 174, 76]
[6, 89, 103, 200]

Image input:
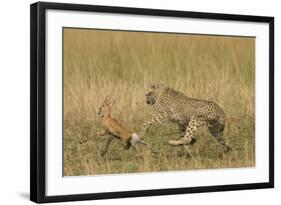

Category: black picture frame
[30, 1, 274, 203]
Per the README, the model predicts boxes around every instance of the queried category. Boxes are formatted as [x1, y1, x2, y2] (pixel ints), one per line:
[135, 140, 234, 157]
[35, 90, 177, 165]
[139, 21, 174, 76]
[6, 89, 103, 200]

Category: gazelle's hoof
[224, 145, 232, 153]
[100, 151, 106, 157]
[136, 154, 143, 159]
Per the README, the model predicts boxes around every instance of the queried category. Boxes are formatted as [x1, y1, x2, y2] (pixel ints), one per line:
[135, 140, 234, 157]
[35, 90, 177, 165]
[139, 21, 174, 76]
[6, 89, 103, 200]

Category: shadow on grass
[18, 192, 29, 200]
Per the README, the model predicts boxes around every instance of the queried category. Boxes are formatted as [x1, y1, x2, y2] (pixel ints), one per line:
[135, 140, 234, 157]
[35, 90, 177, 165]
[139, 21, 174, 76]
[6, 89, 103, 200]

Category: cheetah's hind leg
[209, 126, 231, 153]
[177, 123, 188, 139]
[169, 117, 204, 146]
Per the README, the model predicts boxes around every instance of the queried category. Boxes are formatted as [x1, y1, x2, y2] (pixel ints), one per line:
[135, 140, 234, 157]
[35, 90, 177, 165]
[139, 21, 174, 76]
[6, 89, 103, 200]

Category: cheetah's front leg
[143, 112, 168, 132]
[169, 117, 206, 146]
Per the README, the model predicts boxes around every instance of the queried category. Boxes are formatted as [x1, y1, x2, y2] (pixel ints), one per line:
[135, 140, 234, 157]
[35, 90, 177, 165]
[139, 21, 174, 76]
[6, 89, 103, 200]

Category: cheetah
[143, 83, 231, 152]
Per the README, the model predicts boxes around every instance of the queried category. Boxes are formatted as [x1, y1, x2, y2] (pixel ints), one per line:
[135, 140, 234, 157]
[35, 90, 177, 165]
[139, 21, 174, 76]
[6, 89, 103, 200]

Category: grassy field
[63, 28, 255, 176]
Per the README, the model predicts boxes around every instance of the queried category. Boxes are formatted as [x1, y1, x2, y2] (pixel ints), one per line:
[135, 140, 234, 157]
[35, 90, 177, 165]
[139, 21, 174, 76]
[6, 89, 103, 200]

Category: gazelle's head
[98, 96, 116, 118]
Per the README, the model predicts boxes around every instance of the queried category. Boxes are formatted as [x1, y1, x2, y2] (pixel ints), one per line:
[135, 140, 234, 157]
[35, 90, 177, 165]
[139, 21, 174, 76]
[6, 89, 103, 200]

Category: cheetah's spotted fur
[143, 83, 231, 152]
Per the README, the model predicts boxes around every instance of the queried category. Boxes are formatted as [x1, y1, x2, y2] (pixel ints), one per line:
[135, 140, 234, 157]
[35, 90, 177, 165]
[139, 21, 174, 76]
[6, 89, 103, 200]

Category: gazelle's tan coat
[98, 97, 155, 156]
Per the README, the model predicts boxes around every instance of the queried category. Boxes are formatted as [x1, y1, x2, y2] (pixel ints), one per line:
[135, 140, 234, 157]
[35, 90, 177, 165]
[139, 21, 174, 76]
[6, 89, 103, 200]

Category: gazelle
[97, 96, 156, 156]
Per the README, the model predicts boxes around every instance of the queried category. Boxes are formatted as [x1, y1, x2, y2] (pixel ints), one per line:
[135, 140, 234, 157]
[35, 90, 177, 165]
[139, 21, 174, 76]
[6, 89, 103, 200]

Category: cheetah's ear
[150, 83, 159, 89]
[150, 83, 164, 89]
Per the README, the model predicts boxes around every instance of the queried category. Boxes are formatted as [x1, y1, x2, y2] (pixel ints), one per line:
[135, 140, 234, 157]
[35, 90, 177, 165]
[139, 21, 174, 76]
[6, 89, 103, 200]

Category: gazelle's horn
[111, 98, 116, 106]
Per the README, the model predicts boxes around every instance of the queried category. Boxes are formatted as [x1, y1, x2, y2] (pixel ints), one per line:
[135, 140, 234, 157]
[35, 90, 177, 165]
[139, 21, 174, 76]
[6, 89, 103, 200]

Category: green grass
[63, 28, 255, 176]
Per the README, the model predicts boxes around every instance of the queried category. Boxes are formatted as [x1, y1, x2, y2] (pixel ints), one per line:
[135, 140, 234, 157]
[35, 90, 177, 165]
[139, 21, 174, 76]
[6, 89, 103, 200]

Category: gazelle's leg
[101, 135, 114, 156]
[96, 129, 107, 138]
[131, 143, 144, 159]
[169, 117, 206, 146]
[143, 112, 168, 132]
[139, 140, 158, 154]
[131, 144, 138, 152]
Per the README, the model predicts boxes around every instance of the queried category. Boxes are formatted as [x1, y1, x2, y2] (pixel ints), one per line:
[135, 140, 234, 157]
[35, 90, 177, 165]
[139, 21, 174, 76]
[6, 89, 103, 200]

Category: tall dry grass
[63, 28, 255, 176]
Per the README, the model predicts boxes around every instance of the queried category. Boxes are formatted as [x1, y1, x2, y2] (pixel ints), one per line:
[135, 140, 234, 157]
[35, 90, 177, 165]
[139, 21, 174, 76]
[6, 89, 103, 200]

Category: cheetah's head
[145, 83, 165, 106]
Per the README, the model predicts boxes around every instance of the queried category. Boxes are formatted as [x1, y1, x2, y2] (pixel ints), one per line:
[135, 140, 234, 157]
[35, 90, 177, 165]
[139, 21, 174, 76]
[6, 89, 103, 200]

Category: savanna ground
[63, 28, 255, 176]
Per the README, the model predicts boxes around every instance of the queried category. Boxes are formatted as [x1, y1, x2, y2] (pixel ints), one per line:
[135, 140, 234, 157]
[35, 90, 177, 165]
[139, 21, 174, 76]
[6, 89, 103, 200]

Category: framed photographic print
[30, 1, 274, 203]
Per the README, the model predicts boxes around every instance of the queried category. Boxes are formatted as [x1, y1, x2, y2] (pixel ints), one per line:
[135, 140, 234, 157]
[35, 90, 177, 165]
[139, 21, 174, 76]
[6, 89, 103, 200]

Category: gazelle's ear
[103, 96, 110, 105]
